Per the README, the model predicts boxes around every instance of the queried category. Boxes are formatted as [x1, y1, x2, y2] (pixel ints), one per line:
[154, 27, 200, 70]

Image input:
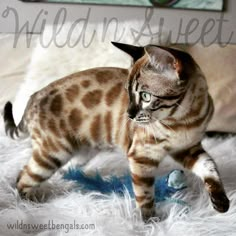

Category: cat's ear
[144, 45, 183, 74]
[111, 42, 145, 62]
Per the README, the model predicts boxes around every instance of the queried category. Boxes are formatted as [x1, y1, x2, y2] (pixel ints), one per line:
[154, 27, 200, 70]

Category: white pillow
[13, 21, 165, 124]
[0, 34, 36, 111]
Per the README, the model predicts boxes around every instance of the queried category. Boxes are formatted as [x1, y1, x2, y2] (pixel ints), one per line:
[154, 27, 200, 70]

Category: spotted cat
[4, 43, 229, 221]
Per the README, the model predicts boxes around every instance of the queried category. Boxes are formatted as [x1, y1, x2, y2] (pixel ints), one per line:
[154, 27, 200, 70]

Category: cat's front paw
[210, 190, 230, 213]
[16, 173, 33, 200]
[141, 208, 157, 223]
[17, 182, 53, 202]
[17, 183, 35, 201]
[205, 178, 230, 213]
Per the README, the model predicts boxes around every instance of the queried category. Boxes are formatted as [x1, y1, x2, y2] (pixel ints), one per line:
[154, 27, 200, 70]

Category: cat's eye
[140, 92, 151, 102]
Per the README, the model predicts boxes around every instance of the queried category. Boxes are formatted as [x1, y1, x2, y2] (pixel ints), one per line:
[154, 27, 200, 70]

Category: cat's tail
[205, 131, 235, 138]
[3, 101, 29, 139]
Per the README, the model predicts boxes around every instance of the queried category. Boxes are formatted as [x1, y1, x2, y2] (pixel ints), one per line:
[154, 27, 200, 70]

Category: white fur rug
[1, 21, 236, 235]
[1, 113, 236, 236]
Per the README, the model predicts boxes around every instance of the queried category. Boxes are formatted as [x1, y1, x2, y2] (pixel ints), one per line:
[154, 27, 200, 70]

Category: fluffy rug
[1, 21, 236, 235]
[1, 113, 236, 236]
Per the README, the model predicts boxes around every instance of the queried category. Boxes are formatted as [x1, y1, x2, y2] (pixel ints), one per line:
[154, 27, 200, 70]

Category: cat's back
[29, 67, 129, 109]
[24, 67, 131, 149]
[34, 67, 128, 96]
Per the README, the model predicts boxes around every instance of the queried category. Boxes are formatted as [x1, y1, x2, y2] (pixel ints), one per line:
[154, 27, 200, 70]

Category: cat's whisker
[149, 123, 158, 144]
[120, 111, 128, 119]
[117, 117, 129, 139]
[147, 124, 152, 140]
[117, 111, 133, 140]
[145, 124, 151, 143]
[159, 120, 177, 135]
[175, 102, 188, 113]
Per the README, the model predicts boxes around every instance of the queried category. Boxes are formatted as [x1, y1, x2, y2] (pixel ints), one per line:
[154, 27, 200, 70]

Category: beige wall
[0, 0, 235, 44]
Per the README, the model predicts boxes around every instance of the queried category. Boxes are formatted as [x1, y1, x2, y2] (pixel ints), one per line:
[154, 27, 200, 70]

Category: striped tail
[3, 102, 28, 139]
[205, 131, 235, 138]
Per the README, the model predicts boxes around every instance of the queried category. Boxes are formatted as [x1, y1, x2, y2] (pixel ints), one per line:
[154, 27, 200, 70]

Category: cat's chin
[135, 120, 151, 126]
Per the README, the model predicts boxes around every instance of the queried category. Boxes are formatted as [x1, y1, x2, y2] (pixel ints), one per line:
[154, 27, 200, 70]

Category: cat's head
[112, 42, 197, 124]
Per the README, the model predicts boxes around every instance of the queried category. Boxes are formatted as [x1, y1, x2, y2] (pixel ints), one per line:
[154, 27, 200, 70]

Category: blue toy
[64, 168, 188, 206]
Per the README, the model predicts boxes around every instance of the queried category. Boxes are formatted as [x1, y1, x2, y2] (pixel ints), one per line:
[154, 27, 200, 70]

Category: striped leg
[172, 143, 230, 213]
[17, 137, 73, 199]
[128, 151, 160, 221]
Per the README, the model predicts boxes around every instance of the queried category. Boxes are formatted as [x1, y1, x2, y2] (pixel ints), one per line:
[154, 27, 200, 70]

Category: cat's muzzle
[127, 105, 139, 120]
[134, 113, 151, 124]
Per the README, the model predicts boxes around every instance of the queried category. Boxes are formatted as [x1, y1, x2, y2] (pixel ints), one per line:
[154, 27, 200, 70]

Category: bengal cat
[3, 43, 229, 221]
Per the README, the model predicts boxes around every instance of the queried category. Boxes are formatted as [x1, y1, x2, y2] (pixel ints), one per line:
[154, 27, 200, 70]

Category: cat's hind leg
[172, 143, 230, 213]
[17, 135, 74, 200]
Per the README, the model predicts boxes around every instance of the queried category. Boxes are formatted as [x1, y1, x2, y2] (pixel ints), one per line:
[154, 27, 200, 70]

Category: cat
[3, 42, 229, 221]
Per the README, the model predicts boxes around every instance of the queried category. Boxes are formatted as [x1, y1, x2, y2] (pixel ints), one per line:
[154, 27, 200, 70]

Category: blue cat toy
[64, 168, 187, 204]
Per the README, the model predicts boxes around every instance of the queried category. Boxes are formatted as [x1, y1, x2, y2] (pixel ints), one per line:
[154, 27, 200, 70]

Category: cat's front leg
[128, 145, 163, 222]
[172, 143, 230, 213]
[128, 154, 156, 221]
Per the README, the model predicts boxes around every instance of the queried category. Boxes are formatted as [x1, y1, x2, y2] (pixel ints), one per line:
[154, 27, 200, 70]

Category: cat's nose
[127, 105, 138, 119]
[128, 113, 135, 119]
